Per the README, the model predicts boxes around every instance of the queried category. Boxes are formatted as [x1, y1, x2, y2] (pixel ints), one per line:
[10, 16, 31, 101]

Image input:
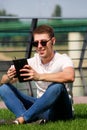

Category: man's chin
[39, 54, 46, 58]
[38, 51, 46, 57]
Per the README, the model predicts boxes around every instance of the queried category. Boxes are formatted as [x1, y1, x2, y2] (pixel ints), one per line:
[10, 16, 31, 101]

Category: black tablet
[13, 58, 28, 82]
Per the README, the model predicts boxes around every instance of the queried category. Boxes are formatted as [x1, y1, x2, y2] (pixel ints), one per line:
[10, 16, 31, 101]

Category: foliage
[0, 9, 19, 22]
[51, 5, 67, 45]
[52, 5, 62, 17]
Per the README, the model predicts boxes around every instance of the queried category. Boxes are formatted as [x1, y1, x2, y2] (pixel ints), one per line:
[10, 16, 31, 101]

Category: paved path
[0, 101, 7, 108]
[0, 96, 87, 109]
[73, 96, 87, 104]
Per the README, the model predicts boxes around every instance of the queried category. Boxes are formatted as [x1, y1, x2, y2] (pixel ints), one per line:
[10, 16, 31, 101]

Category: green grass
[0, 104, 87, 130]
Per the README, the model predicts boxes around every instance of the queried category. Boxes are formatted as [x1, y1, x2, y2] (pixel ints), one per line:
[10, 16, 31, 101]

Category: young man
[0, 25, 75, 124]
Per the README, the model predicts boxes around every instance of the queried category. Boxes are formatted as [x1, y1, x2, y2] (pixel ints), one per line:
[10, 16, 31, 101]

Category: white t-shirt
[27, 52, 74, 98]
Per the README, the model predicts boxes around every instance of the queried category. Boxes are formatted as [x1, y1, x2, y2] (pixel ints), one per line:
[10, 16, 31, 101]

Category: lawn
[0, 104, 87, 130]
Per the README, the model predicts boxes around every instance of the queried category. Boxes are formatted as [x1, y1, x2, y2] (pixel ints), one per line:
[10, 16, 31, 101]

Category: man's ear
[52, 37, 56, 45]
[52, 42, 55, 45]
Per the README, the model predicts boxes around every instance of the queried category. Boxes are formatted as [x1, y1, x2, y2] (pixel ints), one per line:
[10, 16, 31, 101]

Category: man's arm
[0, 65, 18, 85]
[19, 65, 75, 83]
[39, 67, 75, 83]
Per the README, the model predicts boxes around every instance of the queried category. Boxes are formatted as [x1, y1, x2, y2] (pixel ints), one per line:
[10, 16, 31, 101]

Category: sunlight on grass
[0, 104, 87, 130]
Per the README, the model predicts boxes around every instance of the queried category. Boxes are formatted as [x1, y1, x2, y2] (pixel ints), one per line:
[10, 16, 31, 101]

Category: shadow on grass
[74, 113, 87, 119]
[73, 104, 87, 119]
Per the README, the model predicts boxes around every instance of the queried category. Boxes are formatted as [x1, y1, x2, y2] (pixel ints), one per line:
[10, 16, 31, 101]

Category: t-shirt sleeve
[62, 54, 74, 69]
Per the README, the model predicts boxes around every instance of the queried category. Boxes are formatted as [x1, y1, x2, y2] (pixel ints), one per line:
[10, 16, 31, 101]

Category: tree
[0, 9, 18, 22]
[51, 5, 68, 45]
[52, 5, 62, 17]
[0, 9, 21, 47]
[0, 9, 6, 16]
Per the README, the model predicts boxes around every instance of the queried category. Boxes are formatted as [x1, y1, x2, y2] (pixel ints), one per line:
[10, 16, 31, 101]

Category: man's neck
[41, 52, 55, 64]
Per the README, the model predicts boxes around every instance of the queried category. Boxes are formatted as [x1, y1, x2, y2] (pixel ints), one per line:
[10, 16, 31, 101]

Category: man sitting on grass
[0, 24, 75, 124]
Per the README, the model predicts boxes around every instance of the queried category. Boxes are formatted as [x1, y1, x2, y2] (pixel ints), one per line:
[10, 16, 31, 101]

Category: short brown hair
[33, 24, 54, 38]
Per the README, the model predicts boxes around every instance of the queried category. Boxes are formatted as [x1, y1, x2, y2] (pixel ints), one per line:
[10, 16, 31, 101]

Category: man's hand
[7, 65, 17, 80]
[20, 65, 40, 81]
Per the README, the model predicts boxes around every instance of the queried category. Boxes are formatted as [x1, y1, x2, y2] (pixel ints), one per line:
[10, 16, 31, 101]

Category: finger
[23, 65, 32, 69]
[23, 76, 32, 81]
[7, 70, 16, 80]
[20, 68, 30, 73]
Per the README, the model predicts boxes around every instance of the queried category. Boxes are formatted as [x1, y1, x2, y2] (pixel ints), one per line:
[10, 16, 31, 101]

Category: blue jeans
[0, 83, 73, 122]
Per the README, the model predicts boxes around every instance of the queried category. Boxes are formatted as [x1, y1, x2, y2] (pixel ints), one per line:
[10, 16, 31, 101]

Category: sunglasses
[32, 38, 52, 47]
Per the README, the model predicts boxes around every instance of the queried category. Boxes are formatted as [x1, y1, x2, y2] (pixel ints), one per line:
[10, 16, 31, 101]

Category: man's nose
[38, 42, 42, 47]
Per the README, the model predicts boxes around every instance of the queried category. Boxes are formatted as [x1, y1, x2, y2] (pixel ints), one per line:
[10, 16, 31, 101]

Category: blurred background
[0, 0, 87, 98]
[0, 0, 87, 18]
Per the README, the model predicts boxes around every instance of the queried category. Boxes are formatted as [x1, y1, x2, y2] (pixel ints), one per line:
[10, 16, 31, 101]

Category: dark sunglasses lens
[41, 41, 47, 46]
[32, 41, 38, 47]
[32, 40, 48, 47]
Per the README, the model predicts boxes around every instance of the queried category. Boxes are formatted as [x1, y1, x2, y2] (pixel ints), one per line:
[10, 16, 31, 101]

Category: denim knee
[48, 83, 65, 95]
[0, 84, 10, 97]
